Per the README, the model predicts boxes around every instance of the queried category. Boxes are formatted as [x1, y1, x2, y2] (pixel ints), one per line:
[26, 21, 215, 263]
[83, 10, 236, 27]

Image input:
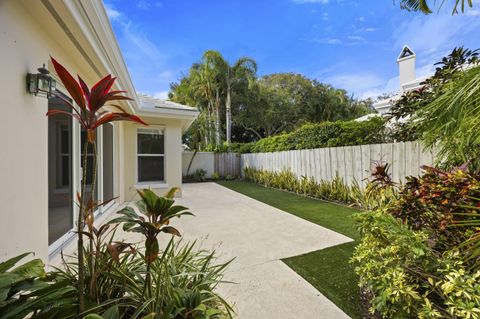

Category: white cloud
[347, 35, 364, 41]
[466, 9, 480, 16]
[393, 13, 480, 56]
[324, 73, 385, 94]
[105, 4, 121, 21]
[105, 2, 175, 96]
[136, 1, 151, 10]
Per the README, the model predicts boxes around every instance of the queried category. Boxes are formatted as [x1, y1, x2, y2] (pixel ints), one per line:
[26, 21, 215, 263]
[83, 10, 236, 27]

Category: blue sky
[104, 0, 480, 100]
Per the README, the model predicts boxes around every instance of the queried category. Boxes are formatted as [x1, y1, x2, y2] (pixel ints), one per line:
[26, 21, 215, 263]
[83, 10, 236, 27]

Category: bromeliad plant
[110, 188, 193, 295]
[46, 57, 147, 313]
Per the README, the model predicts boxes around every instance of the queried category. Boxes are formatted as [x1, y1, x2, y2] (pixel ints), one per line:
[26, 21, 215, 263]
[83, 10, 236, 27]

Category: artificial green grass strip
[217, 180, 362, 319]
[216, 180, 360, 239]
[283, 242, 361, 319]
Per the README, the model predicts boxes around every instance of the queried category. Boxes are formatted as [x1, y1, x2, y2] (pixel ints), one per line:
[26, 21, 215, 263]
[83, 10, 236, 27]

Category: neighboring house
[0, 1, 198, 262]
[373, 45, 427, 116]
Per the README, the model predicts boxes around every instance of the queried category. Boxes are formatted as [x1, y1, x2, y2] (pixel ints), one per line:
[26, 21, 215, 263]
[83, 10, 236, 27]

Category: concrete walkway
[173, 182, 352, 319]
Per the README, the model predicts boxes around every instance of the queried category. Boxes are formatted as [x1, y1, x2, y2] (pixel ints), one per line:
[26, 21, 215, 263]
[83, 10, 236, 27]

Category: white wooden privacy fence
[182, 152, 242, 178]
[215, 153, 242, 177]
[241, 141, 436, 188]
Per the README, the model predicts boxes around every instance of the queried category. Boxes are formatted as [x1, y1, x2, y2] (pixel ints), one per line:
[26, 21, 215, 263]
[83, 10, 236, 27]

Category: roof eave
[59, 0, 139, 113]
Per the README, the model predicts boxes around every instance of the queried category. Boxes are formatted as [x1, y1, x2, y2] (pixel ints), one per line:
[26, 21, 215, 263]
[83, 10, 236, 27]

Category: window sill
[134, 182, 169, 189]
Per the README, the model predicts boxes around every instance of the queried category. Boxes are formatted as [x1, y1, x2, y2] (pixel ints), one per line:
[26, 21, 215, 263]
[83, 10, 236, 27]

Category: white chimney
[397, 45, 416, 91]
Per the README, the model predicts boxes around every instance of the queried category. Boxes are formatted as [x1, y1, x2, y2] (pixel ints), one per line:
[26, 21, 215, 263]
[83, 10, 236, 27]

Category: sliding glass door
[48, 93, 73, 245]
[48, 92, 116, 248]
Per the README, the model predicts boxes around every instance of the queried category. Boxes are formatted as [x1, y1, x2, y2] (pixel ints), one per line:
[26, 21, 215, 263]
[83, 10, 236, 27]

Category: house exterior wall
[0, 0, 131, 262]
[0, 0, 194, 263]
[122, 118, 183, 199]
[0, 1, 96, 261]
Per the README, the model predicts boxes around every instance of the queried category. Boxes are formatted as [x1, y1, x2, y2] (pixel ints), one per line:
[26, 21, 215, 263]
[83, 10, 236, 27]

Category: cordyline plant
[110, 188, 193, 295]
[46, 57, 147, 314]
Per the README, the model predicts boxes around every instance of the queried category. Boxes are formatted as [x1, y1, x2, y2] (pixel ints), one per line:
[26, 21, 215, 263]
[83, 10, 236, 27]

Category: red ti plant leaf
[47, 57, 147, 140]
[51, 57, 86, 110]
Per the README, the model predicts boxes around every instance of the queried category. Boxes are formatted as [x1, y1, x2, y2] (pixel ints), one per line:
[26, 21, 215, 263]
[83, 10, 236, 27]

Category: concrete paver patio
[173, 182, 353, 319]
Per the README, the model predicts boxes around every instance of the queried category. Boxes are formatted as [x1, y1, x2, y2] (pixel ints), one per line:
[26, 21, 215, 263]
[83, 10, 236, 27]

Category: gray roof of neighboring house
[137, 94, 198, 112]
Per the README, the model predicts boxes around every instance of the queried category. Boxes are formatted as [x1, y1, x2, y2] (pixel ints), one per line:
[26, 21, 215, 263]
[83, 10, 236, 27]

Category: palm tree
[190, 61, 218, 145]
[201, 50, 257, 145]
[398, 0, 473, 14]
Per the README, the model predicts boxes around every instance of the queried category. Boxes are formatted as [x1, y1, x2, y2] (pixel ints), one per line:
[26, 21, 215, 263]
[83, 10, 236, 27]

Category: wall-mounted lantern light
[27, 64, 56, 98]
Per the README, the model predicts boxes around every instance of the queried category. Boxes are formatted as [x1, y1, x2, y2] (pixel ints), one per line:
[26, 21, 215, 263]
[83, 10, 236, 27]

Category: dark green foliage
[250, 117, 386, 153]
[193, 169, 207, 182]
[172, 57, 376, 150]
[0, 253, 76, 319]
[202, 141, 255, 153]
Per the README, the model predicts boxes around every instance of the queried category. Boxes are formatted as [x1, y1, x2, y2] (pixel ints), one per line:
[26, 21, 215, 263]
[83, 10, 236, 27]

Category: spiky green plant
[416, 66, 480, 170]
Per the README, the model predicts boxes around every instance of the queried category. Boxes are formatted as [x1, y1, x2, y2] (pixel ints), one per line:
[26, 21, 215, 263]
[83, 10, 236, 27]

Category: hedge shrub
[251, 117, 386, 153]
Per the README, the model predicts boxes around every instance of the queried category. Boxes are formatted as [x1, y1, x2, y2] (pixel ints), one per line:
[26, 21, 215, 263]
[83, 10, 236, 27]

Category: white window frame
[135, 127, 166, 187]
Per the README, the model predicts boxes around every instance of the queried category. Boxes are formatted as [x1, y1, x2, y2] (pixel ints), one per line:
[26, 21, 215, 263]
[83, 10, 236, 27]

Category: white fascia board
[59, 0, 139, 113]
[138, 108, 200, 120]
[138, 108, 199, 133]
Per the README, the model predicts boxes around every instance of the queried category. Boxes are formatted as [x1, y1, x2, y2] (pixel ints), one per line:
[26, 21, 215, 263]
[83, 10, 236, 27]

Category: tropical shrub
[56, 237, 233, 319]
[353, 166, 480, 318]
[46, 57, 147, 313]
[243, 167, 397, 209]
[250, 117, 386, 153]
[353, 209, 480, 319]
[51, 188, 233, 318]
[193, 169, 208, 182]
[416, 65, 480, 170]
[0, 253, 76, 319]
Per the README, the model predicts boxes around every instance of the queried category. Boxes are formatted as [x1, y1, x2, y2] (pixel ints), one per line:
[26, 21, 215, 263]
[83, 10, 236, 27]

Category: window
[137, 128, 165, 182]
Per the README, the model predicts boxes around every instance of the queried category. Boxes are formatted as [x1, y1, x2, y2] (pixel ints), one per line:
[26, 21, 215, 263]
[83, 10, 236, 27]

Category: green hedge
[251, 117, 386, 153]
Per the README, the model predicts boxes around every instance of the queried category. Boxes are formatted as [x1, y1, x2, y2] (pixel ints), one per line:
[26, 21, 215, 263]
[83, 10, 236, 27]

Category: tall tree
[200, 50, 257, 145]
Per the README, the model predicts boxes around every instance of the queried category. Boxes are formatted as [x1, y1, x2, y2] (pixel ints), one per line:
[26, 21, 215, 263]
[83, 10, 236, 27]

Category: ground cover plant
[217, 180, 364, 318]
[242, 167, 396, 210]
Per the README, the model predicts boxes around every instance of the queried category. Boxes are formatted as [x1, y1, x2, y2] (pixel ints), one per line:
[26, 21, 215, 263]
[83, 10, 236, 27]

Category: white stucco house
[0, 0, 199, 263]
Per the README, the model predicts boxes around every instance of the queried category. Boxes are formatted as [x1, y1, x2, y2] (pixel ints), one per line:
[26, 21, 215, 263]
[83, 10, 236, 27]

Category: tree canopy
[170, 57, 374, 151]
